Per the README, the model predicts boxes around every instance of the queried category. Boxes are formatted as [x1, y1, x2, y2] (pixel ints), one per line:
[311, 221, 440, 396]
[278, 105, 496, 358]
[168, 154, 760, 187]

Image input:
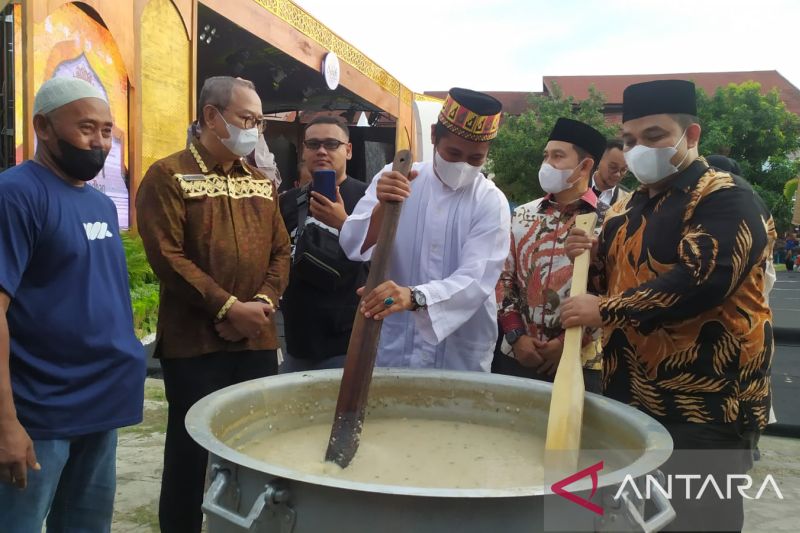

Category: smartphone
[312, 169, 337, 202]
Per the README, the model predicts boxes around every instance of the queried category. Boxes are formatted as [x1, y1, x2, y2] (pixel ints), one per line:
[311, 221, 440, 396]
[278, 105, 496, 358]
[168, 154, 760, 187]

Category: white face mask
[215, 109, 260, 157]
[624, 129, 689, 185]
[538, 162, 581, 194]
[433, 150, 482, 190]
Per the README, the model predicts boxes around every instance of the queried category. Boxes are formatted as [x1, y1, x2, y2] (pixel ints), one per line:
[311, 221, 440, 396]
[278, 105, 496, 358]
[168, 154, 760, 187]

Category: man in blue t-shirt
[0, 77, 145, 530]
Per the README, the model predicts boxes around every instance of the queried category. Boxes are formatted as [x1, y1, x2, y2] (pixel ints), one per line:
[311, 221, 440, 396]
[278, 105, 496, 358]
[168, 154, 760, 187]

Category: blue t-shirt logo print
[83, 221, 114, 241]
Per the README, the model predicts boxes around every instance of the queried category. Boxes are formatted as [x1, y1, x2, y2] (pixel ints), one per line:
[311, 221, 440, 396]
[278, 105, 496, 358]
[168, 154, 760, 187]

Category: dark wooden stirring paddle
[325, 150, 413, 468]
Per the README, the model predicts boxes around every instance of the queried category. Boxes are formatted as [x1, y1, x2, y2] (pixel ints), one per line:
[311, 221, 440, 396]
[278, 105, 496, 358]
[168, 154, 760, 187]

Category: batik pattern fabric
[497, 189, 608, 369]
[136, 141, 291, 358]
[595, 159, 776, 430]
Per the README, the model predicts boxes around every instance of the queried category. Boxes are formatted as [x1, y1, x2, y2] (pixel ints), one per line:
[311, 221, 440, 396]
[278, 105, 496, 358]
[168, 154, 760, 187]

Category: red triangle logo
[551, 460, 604, 516]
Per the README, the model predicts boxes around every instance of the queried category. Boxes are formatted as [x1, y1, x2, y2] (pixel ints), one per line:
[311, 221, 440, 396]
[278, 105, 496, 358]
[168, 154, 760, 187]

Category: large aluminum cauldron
[186, 369, 675, 532]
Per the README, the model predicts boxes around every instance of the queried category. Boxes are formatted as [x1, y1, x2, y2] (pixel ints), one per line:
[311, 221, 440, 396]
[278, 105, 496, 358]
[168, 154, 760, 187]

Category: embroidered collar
[190, 140, 249, 176]
[189, 141, 211, 173]
[539, 187, 599, 212]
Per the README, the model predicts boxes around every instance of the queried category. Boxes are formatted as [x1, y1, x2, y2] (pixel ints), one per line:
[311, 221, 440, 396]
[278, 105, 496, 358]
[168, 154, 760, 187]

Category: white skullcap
[33, 77, 106, 115]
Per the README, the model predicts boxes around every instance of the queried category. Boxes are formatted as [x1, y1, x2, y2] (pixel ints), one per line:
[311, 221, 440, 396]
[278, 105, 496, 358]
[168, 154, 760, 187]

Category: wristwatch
[409, 286, 427, 311]
[504, 328, 526, 346]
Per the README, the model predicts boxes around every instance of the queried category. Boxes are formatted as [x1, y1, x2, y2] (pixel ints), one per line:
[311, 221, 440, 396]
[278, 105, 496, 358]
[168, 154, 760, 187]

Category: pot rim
[185, 368, 673, 498]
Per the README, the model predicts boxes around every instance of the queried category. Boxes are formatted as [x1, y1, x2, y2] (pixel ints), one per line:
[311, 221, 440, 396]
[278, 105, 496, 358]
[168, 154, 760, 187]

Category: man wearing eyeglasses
[591, 138, 630, 207]
[278, 115, 368, 372]
[136, 76, 290, 533]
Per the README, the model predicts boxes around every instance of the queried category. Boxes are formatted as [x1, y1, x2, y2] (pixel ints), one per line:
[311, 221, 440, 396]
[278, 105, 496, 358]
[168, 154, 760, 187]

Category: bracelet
[215, 295, 238, 322]
[253, 294, 274, 307]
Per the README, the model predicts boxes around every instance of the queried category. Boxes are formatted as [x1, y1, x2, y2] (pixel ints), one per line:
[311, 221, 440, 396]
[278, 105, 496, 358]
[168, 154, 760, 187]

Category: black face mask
[52, 137, 109, 182]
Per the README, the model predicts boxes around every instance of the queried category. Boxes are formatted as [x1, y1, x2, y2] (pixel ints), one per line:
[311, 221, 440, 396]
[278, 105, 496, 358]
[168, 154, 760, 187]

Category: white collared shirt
[592, 179, 617, 206]
[339, 161, 511, 371]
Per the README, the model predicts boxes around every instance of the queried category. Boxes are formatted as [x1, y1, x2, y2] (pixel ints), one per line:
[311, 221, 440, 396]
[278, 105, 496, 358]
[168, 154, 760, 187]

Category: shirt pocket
[442, 335, 492, 371]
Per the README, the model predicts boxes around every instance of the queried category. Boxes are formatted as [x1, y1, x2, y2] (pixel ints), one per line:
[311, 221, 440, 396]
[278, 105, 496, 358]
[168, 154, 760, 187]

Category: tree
[697, 82, 800, 176]
[489, 80, 800, 232]
[488, 83, 618, 204]
[696, 82, 800, 233]
[785, 178, 798, 203]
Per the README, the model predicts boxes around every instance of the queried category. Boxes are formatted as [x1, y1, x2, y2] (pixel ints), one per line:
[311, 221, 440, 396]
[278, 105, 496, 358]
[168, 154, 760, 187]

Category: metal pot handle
[203, 468, 269, 530]
[618, 469, 676, 533]
[203, 466, 296, 532]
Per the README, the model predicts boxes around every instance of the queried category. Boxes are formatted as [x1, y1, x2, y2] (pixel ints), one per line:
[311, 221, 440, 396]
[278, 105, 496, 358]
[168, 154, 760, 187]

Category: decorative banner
[32, 3, 130, 228]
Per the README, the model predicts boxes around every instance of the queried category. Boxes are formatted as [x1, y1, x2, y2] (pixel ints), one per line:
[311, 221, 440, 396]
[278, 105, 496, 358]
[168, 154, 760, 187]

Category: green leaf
[784, 178, 798, 203]
[121, 231, 160, 338]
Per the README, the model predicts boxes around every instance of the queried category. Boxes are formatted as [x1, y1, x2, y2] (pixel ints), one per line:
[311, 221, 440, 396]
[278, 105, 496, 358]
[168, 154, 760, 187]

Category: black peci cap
[622, 79, 697, 122]
[547, 117, 607, 164]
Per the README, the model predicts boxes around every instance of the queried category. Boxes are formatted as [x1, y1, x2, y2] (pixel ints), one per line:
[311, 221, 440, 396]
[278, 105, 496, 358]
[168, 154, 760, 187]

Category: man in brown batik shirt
[136, 76, 290, 533]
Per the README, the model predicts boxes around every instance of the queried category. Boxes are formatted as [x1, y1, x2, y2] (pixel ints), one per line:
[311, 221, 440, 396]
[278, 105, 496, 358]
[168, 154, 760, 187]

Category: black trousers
[158, 350, 278, 533]
[656, 420, 756, 533]
[492, 352, 603, 394]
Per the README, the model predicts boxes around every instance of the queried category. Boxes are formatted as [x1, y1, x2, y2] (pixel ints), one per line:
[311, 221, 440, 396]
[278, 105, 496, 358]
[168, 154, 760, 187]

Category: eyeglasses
[244, 117, 267, 133]
[608, 167, 628, 177]
[215, 107, 267, 133]
[303, 139, 347, 151]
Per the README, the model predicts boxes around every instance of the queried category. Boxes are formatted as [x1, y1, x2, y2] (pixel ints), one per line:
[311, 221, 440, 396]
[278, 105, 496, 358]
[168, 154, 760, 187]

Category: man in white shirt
[339, 88, 511, 371]
[591, 138, 629, 206]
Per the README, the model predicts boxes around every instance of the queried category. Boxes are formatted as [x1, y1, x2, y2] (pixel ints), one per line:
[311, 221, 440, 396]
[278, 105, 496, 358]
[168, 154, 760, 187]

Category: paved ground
[772, 270, 800, 330]
[744, 435, 800, 532]
[113, 379, 165, 532]
[769, 270, 800, 430]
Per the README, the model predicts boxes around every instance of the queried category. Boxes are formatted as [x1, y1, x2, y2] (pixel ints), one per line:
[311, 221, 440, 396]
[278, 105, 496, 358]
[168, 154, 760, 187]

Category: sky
[294, 0, 800, 94]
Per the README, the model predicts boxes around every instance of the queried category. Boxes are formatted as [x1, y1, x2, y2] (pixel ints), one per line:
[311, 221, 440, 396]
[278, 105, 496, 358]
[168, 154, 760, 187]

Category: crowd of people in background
[0, 74, 785, 533]
[780, 230, 800, 270]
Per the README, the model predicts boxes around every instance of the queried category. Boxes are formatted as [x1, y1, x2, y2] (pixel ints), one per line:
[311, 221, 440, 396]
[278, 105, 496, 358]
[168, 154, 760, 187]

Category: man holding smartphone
[278, 115, 368, 372]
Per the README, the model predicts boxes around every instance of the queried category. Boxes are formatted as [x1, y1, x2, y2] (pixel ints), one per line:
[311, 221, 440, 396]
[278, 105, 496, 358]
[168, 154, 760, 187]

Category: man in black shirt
[562, 80, 775, 532]
[279, 116, 368, 371]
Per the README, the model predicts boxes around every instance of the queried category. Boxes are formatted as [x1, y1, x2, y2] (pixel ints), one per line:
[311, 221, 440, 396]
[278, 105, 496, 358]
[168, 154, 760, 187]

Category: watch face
[416, 290, 426, 306]
[505, 329, 525, 345]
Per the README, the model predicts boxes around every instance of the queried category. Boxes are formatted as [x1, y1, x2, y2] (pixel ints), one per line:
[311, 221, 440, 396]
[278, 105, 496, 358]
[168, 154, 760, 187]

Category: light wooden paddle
[544, 212, 598, 466]
[325, 150, 413, 468]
